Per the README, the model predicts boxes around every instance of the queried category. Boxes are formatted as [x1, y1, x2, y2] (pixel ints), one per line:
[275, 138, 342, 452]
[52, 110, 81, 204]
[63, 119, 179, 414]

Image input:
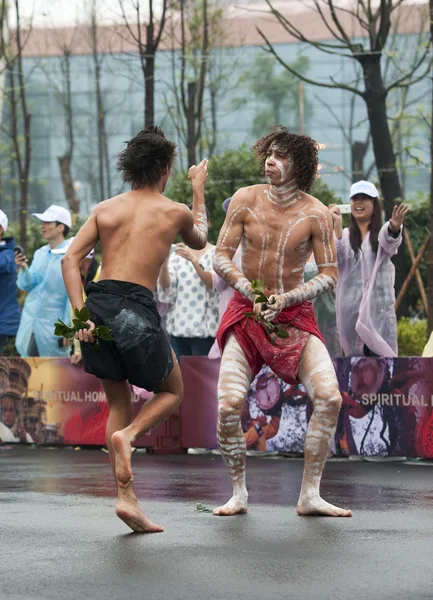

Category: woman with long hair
[329, 180, 409, 357]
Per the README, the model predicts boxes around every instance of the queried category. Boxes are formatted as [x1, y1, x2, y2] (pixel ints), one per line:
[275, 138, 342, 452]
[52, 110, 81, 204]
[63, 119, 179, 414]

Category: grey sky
[15, 0, 162, 27]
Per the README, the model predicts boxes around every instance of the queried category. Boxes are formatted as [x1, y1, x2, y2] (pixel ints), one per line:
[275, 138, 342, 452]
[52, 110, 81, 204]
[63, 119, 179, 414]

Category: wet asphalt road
[1, 446, 432, 600]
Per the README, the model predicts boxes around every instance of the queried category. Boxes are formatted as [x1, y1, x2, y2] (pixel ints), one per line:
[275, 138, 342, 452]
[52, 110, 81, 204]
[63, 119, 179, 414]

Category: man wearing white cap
[329, 181, 410, 357]
[14, 204, 72, 357]
[0, 209, 21, 355]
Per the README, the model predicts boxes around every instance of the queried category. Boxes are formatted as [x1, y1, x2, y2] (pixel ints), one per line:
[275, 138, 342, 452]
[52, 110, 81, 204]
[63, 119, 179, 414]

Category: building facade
[0, 3, 429, 220]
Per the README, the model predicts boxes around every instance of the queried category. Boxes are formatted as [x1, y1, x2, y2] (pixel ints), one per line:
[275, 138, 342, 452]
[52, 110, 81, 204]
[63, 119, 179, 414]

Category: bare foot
[116, 498, 164, 533]
[296, 496, 352, 517]
[111, 430, 133, 488]
[213, 496, 248, 516]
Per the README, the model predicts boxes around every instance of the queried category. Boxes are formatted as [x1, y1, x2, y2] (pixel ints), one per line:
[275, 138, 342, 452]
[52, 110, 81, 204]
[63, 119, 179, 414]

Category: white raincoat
[15, 241, 71, 357]
[335, 222, 402, 357]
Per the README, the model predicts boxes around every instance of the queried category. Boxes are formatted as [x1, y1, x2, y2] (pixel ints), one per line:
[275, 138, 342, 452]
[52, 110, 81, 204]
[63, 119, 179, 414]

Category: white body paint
[212, 140, 350, 517]
[192, 205, 208, 247]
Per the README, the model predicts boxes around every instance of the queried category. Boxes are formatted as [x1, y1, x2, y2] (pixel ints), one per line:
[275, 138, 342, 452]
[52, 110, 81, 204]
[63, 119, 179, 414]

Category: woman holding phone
[329, 180, 409, 357]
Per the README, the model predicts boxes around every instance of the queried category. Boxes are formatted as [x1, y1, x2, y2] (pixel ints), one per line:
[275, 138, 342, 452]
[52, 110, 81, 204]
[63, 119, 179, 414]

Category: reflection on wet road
[1, 447, 432, 600]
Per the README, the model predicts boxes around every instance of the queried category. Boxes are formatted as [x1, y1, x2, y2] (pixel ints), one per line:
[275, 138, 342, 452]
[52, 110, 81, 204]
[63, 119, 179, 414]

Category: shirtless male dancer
[61, 126, 209, 532]
[213, 127, 352, 517]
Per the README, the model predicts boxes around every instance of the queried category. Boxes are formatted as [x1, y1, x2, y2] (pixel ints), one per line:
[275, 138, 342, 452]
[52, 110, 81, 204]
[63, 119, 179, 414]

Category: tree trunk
[19, 181, 27, 252]
[358, 53, 402, 219]
[144, 51, 155, 129]
[358, 53, 407, 310]
[91, 5, 106, 203]
[95, 70, 105, 202]
[144, 20, 155, 129]
[102, 126, 111, 198]
[427, 0, 433, 335]
[58, 155, 80, 214]
[351, 141, 367, 182]
[208, 87, 217, 157]
[187, 81, 197, 166]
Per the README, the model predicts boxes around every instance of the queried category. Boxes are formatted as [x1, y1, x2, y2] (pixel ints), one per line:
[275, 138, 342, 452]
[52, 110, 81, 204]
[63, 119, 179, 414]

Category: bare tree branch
[258, 27, 365, 97]
[262, 0, 352, 55]
[326, 0, 357, 49]
[155, 0, 168, 49]
[386, 48, 432, 92]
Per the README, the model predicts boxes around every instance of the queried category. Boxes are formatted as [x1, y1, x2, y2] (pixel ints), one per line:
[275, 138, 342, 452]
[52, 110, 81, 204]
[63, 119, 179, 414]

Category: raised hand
[328, 204, 342, 225]
[176, 243, 197, 264]
[328, 204, 343, 239]
[389, 203, 410, 232]
[188, 159, 209, 186]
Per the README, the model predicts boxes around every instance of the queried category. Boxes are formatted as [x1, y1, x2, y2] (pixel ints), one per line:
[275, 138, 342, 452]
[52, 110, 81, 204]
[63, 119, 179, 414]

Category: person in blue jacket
[15, 205, 72, 357]
[0, 210, 21, 355]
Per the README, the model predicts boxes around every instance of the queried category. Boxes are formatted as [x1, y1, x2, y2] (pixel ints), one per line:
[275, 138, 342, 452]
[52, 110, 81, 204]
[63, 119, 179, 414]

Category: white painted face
[265, 144, 294, 186]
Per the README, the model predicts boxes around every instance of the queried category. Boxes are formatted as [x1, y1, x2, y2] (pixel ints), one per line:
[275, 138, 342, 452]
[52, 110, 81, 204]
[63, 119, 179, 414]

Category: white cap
[50, 237, 94, 259]
[32, 204, 72, 228]
[350, 180, 379, 200]
[0, 209, 8, 232]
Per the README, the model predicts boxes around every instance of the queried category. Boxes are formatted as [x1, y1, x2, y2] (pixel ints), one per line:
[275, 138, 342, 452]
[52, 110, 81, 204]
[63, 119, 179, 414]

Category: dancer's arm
[62, 211, 99, 313]
[212, 270, 229, 294]
[179, 160, 209, 250]
[213, 189, 254, 303]
[262, 208, 337, 321]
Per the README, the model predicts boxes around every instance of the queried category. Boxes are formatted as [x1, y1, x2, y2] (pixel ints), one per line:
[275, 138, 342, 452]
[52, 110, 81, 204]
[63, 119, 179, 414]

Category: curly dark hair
[117, 125, 177, 189]
[253, 126, 318, 192]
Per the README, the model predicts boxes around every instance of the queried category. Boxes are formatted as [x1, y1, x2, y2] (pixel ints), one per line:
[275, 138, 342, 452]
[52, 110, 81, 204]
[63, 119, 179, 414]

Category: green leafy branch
[54, 307, 114, 349]
[245, 280, 289, 344]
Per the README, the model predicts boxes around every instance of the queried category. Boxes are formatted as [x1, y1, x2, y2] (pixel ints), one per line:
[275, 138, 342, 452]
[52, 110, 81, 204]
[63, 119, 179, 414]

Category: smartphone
[338, 204, 352, 215]
[14, 245, 25, 254]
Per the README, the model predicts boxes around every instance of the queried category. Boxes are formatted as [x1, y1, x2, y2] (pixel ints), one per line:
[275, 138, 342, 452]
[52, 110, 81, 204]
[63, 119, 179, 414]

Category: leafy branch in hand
[54, 307, 113, 349]
[245, 280, 289, 344]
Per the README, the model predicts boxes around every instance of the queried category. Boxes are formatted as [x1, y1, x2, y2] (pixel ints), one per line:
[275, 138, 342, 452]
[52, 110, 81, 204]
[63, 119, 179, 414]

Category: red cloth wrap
[216, 291, 325, 384]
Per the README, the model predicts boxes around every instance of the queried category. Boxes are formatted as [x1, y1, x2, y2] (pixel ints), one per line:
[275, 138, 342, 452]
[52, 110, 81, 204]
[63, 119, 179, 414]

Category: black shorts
[81, 280, 174, 392]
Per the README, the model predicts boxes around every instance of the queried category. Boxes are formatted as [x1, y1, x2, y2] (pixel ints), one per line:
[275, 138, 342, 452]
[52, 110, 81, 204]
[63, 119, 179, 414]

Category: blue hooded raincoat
[0, 237, 21, 336]
[15, 240, 71, 357]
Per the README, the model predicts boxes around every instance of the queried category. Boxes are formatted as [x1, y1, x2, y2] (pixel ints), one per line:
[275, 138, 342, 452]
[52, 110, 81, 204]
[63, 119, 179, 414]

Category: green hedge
[397, 317, 427, 357]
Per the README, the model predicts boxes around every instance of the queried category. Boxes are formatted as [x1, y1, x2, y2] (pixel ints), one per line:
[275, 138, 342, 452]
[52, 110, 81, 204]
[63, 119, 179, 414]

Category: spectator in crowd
[209, 197, 242, 359]
[52, 241, 101, 365]
[330, 181, 409, 357]
[0, 392, 34, 443]
[15, 205, 72, 357]
[158, 233, 219, 358]
[0, 210, 21, 355]
[304, 256, 340, 356]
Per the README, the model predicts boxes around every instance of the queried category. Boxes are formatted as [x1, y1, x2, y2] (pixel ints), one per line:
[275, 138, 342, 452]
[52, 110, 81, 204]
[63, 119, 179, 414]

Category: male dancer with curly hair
[213, 127, 352, 517]
[62, 126, 209, 532]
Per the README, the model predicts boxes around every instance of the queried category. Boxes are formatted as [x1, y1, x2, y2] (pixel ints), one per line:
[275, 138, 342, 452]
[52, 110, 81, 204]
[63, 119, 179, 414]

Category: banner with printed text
[0, 356, 432, 457]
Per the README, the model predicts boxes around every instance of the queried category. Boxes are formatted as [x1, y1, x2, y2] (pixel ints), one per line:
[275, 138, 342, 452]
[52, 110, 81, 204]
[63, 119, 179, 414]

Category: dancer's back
[94, 189, 198, 291]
